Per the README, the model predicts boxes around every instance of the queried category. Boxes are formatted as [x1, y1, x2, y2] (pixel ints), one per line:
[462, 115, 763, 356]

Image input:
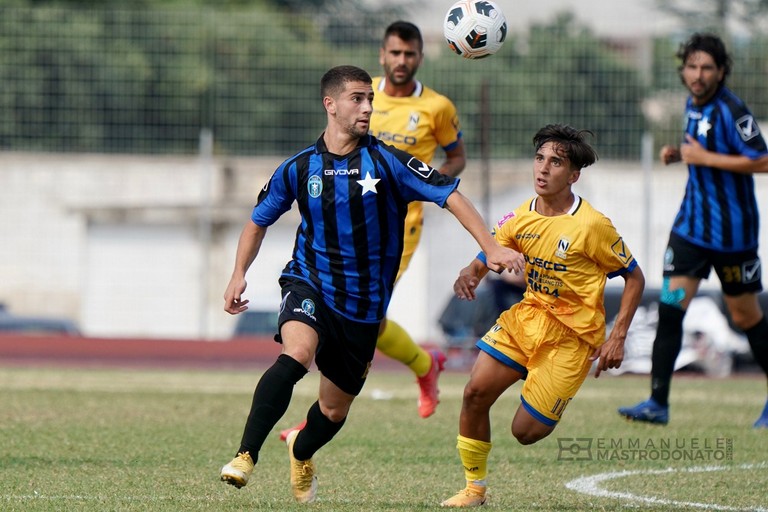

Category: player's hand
[590, 336, 624, 378]
[485, 246, 525, 275]
[659, 145, 681, 165]
[679, 134, 705, 165]
[224, 276, 249, 315]
[454, 266, 481, 301]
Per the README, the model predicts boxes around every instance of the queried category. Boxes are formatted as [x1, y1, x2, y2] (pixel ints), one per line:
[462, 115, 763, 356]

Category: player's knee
[511, 425, 551, 445]
[462, 381, 494, 409]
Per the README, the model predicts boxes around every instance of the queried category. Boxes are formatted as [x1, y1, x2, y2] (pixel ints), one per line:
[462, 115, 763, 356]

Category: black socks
[292, 401, 346, 461]
[650, 303, 686, 407]
[238, 354, 308, 461]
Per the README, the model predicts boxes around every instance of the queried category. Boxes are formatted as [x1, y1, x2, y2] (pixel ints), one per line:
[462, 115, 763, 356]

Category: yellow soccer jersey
[370, 76, 462, 165]
[493, 195, 636, 348]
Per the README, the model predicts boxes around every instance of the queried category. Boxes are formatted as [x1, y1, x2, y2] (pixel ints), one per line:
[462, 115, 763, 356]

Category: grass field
[1, 365, 766, 511]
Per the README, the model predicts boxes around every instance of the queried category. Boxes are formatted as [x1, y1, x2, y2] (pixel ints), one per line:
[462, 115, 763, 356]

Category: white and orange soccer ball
[443, 0, 507, 59]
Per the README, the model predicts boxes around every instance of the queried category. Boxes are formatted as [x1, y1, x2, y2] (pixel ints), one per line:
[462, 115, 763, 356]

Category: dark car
[0, 304, 80, 335]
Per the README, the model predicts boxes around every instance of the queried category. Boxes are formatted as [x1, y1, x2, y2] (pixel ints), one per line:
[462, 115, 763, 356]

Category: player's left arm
[680, 134, 768, 173]
[591, 264, 645, 378]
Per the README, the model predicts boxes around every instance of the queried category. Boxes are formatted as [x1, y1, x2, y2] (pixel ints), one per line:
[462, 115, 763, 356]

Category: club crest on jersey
[555, 236, 571, 260]
[407, 157, 433, 179]
[308, 175, 322, 198]
[407, 112, 419, 131]
[736, 115, 760, 141]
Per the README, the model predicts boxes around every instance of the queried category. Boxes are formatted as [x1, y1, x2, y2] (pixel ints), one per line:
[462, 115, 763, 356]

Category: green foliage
[4, 5, 768, 159]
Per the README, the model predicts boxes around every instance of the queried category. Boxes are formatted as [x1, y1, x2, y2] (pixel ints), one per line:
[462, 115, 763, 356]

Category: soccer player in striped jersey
[618, 33, 768, 429]
[441, 125, 645, 507]
[277, 20, 464, 442]
[218, 65, 523, 504]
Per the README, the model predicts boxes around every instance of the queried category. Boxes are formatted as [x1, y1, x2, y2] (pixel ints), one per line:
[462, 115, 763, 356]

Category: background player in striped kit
[618, 33, 768, 429]
[218, 65, 523, 504]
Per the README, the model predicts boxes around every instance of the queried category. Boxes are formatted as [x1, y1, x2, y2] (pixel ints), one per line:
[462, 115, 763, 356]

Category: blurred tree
[654, 0, 768, 35]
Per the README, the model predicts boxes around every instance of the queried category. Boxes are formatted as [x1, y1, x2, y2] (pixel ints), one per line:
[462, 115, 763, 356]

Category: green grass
[0, 365, 766, 511]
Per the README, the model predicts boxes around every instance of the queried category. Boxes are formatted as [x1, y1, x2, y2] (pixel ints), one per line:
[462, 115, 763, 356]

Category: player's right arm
[681, 134, 768, 173]
[224, 221, 268, 315]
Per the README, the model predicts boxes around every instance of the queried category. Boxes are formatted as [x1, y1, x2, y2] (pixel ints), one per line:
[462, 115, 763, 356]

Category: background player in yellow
[441, 125, 645, 507]
[370, 20, 466, 419]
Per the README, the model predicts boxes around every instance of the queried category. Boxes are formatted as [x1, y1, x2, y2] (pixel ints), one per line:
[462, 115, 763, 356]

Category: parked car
[0, 304, 80, 335]
[232, 310, 278, 338]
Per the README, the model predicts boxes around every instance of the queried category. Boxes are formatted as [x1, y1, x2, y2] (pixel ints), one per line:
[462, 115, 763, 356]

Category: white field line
[565, 462, 768, 511]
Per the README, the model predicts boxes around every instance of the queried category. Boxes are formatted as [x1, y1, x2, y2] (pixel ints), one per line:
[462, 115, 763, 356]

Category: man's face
[681, 50, 724, 105]
[327, 80, 374, 138]
[379, 35, 423, 86]
[533, 142, 579, 197]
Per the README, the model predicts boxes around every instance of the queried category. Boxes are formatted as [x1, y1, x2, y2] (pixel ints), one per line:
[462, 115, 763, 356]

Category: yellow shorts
[477, 302, 595, 426]
[396, 202, 424, 283]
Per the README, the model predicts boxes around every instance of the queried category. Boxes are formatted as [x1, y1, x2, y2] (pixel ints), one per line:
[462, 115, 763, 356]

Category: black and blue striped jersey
[674, 86, 767, 252]
[252, 134, 459, 323]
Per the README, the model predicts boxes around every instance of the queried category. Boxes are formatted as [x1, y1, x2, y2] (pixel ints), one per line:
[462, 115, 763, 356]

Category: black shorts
[663, 232, 763, 296]
[275, 276, 379, 396]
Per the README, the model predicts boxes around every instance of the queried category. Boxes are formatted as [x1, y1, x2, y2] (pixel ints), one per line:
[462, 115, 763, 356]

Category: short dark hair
[677, 32, 731, 83]
[382, 21, 423, 52]
[321, 65, 372, 99]
[533, 124, 598, 170]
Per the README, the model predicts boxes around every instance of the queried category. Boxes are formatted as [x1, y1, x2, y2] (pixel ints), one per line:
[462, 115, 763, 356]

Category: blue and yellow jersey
[492, 196, 637, 348]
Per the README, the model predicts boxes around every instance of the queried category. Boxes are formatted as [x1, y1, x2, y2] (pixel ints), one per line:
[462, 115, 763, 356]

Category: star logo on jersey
[736, 115, 761, 141]
[697, 117, 712, 137]
[407, 157, 433, 179]
[357, 172, 380, 195]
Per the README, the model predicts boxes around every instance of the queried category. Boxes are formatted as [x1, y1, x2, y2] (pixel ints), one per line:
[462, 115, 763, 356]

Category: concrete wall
[1, 151, 767, 342]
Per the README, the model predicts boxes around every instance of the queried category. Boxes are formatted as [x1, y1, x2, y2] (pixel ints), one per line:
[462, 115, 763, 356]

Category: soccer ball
[443, 0, 507, 59]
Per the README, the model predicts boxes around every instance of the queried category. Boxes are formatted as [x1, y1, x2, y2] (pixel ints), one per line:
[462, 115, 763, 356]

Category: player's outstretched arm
[591, 265, 645, 378]
[224, 221, 268, 315]
[454, 258, 490, 301]
[444, 190, 524, 274]
[681, 134, 768, 173]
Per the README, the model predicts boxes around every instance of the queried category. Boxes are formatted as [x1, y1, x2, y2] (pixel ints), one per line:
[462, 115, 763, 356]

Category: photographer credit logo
[557, 437, 733, 462]
[557, 438, 593, 461]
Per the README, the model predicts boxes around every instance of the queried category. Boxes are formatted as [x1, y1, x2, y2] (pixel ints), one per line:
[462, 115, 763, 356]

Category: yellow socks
[456, 434, 491, 484]
[376, 319, 431, 377]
